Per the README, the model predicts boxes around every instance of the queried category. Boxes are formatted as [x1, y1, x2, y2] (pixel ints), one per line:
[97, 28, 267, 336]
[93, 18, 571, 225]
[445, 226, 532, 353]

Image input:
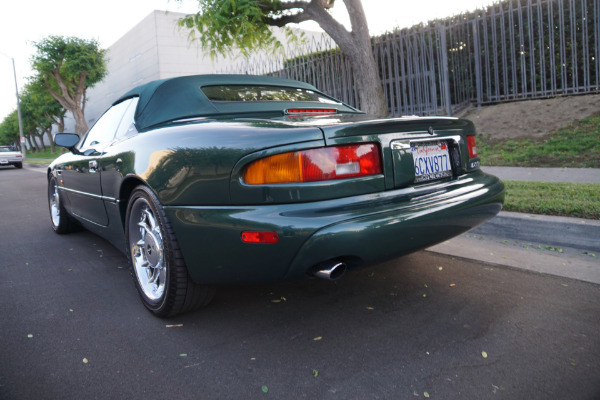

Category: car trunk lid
[287, 114, 477, 190]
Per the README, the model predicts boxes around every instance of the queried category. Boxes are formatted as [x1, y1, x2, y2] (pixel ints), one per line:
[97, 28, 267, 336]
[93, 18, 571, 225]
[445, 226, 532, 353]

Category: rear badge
[428, 126, 435, 135]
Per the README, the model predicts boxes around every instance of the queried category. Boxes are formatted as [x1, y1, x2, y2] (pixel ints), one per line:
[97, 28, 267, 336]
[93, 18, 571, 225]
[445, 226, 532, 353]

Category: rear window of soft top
[201, 85, 341, 104]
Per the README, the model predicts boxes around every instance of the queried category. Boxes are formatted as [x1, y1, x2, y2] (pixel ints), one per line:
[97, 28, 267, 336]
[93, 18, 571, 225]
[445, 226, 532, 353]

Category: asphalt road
[1, 166, 599, 400]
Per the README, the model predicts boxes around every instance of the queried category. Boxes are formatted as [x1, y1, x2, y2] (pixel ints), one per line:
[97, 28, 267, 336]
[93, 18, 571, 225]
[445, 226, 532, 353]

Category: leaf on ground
[27, 334, 33, 338]
[422, 294, 427, 297]
[313, 369, 319, 378]
[482, 351, 488, 358]
[179, 353, 188, 357]
[313, 336, 322, 341]
[166, 324, 183, 328]
[271, 299, 281, 303]
[424, 392, 430, 398]
[82, 358, 88, 364]
[449, 283, 456, 287]
[261, 385, 268, 393]
[437, 266, 443, 271]
[366, 306, 374, 310]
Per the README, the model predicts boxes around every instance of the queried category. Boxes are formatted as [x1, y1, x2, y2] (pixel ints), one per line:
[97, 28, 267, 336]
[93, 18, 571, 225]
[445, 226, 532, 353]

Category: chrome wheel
[48, 176, 75, 234]
[129, 200, 166, 303]
[125, 185, 215, 317]
[49, 181, 61, 228]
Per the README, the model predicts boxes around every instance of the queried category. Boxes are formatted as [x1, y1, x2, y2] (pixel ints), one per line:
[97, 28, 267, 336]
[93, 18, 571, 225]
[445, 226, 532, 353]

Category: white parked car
[0, 146, 23, 168]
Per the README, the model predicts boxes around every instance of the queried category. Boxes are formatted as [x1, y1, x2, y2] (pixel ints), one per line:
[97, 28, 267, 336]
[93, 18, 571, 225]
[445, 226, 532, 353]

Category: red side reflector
[467, 135, 478, 158]
[241, 231, 279, 244]
[285, 108, 337, 115]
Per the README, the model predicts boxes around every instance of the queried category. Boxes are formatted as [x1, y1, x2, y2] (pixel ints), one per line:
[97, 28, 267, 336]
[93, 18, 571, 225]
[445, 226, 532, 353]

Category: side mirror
[54, 133, 80, 150]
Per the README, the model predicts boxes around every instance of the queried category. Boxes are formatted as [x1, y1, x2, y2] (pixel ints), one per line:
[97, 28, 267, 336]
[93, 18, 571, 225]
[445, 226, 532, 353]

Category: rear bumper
[165, 171, 504, 285]
[0, 157, 22, 165]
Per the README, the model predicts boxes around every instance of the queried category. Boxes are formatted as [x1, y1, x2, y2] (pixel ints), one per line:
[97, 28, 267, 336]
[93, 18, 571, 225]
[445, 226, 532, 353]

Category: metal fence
[225, 0, 600, 116]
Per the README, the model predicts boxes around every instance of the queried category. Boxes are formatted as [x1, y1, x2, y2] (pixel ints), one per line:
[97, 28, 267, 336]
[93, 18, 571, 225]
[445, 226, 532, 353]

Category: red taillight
[243, 144, 382, 185]
[467, 135, 478, 158]
[285, 108, 337, 115]
[241, 231, 279, 244]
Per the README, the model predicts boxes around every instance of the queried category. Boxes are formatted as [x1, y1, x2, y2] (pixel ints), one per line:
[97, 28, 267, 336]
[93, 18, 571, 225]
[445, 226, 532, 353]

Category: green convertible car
[48, 74, 504, 317]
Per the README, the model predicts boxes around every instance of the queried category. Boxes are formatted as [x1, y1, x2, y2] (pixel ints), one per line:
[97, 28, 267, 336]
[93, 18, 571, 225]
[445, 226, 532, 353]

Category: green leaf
[261, 385, 268, 393]
[313, 369, 319, 378]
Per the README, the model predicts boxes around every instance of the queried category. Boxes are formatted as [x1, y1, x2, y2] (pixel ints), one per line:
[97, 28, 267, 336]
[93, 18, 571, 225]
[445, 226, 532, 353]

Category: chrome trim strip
[391, 135, 462, 149]
[59, 186, 119, 203]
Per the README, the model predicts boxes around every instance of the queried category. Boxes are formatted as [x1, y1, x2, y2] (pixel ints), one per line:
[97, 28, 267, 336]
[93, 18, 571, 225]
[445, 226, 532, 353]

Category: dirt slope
[460, 94, 600, 138]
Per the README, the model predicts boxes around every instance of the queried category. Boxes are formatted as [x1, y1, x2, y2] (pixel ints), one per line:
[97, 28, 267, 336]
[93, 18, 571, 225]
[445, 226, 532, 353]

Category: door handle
[89, 160, 98, 173]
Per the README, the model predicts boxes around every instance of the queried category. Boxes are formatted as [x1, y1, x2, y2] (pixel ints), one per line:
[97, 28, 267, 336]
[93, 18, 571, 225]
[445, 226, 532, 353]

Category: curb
[24, 163, 50, 169]
[471, 211, 600, 252]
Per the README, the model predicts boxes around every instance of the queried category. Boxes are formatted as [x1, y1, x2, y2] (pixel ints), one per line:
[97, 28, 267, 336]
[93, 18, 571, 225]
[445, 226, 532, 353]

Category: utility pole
[1, 52, 26, 157]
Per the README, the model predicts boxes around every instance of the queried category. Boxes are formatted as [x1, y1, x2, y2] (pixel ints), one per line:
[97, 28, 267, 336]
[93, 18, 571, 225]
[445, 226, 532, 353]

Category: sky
[0, 0, 494, 121]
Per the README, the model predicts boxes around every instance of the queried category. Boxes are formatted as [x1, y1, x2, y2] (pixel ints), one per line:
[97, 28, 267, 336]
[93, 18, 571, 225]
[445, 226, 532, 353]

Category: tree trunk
[27, 136, 39, 153]
[34, 134, 46, 152]
[44, 128, 56, 153]
[307, 0, 388, 116]
[72, 107, 88, 136]
[57, 115, 65, 133]
[343, 41, 388, 116]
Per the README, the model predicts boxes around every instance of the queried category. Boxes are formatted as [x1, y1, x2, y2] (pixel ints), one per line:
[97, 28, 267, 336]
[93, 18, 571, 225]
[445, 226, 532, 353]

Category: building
[82, 10, 324, 128]
[84, 10, 236, 126]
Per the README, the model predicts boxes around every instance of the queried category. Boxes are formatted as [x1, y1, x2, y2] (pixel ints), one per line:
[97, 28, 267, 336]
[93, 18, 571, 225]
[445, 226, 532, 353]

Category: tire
[15, 162, 22, 169]
[48, 176, 76, 234]
[125, 185, 215, 317]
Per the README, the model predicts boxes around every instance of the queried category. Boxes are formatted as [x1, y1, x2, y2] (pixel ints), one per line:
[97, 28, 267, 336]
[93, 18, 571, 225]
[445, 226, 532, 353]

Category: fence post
[438, 25, 452, 116]
[472, 19, 483, 107]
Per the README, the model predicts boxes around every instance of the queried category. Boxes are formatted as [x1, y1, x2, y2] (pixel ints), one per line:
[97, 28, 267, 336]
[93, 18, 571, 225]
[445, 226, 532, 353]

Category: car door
[60, 99, 135, 226]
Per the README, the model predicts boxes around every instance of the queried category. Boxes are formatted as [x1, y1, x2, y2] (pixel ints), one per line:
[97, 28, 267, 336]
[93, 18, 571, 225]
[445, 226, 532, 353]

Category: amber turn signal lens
[243, 144, 382, 185]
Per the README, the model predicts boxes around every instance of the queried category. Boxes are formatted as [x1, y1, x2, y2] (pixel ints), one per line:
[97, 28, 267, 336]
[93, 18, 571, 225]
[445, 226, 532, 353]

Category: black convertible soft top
[115, 74, 359, 130]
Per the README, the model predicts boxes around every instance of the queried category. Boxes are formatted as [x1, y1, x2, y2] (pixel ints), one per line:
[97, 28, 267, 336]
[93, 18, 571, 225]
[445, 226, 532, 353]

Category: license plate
[0, 159, 8, 164]
[411, 141, 452, 183]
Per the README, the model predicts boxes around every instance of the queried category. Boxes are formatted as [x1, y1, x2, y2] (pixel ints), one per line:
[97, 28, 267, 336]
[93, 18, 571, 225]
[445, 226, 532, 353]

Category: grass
[24, 147, 63, 160]
[503, 180, 600, 219]
[478, 112, 600, 168]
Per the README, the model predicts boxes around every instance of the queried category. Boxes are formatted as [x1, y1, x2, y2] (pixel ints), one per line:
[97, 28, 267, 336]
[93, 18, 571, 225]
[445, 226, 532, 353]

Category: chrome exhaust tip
[311, 261, 347, 281]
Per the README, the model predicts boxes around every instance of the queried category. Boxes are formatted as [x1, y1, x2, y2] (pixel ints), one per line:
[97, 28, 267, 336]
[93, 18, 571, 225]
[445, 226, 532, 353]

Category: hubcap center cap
[143, 231, 163, 268]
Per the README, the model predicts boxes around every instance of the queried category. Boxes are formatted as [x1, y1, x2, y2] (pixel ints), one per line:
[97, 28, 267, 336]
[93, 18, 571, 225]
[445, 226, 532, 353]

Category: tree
[24, 78, 67, 153]
[0, 111, 20, 147]
[178, 0, 388, 116]
[32, 36, 107, 136]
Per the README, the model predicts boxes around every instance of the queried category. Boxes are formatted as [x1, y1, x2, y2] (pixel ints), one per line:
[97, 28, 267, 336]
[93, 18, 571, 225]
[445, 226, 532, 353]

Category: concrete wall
[84, 10, 237, 127]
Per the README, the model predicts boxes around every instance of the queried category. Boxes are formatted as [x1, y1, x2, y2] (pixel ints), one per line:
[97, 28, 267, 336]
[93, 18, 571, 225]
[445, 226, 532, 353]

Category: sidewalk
[479, 166, 600, 252]
[428, 166, 600, 285]
[482, 166, 600, 184]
